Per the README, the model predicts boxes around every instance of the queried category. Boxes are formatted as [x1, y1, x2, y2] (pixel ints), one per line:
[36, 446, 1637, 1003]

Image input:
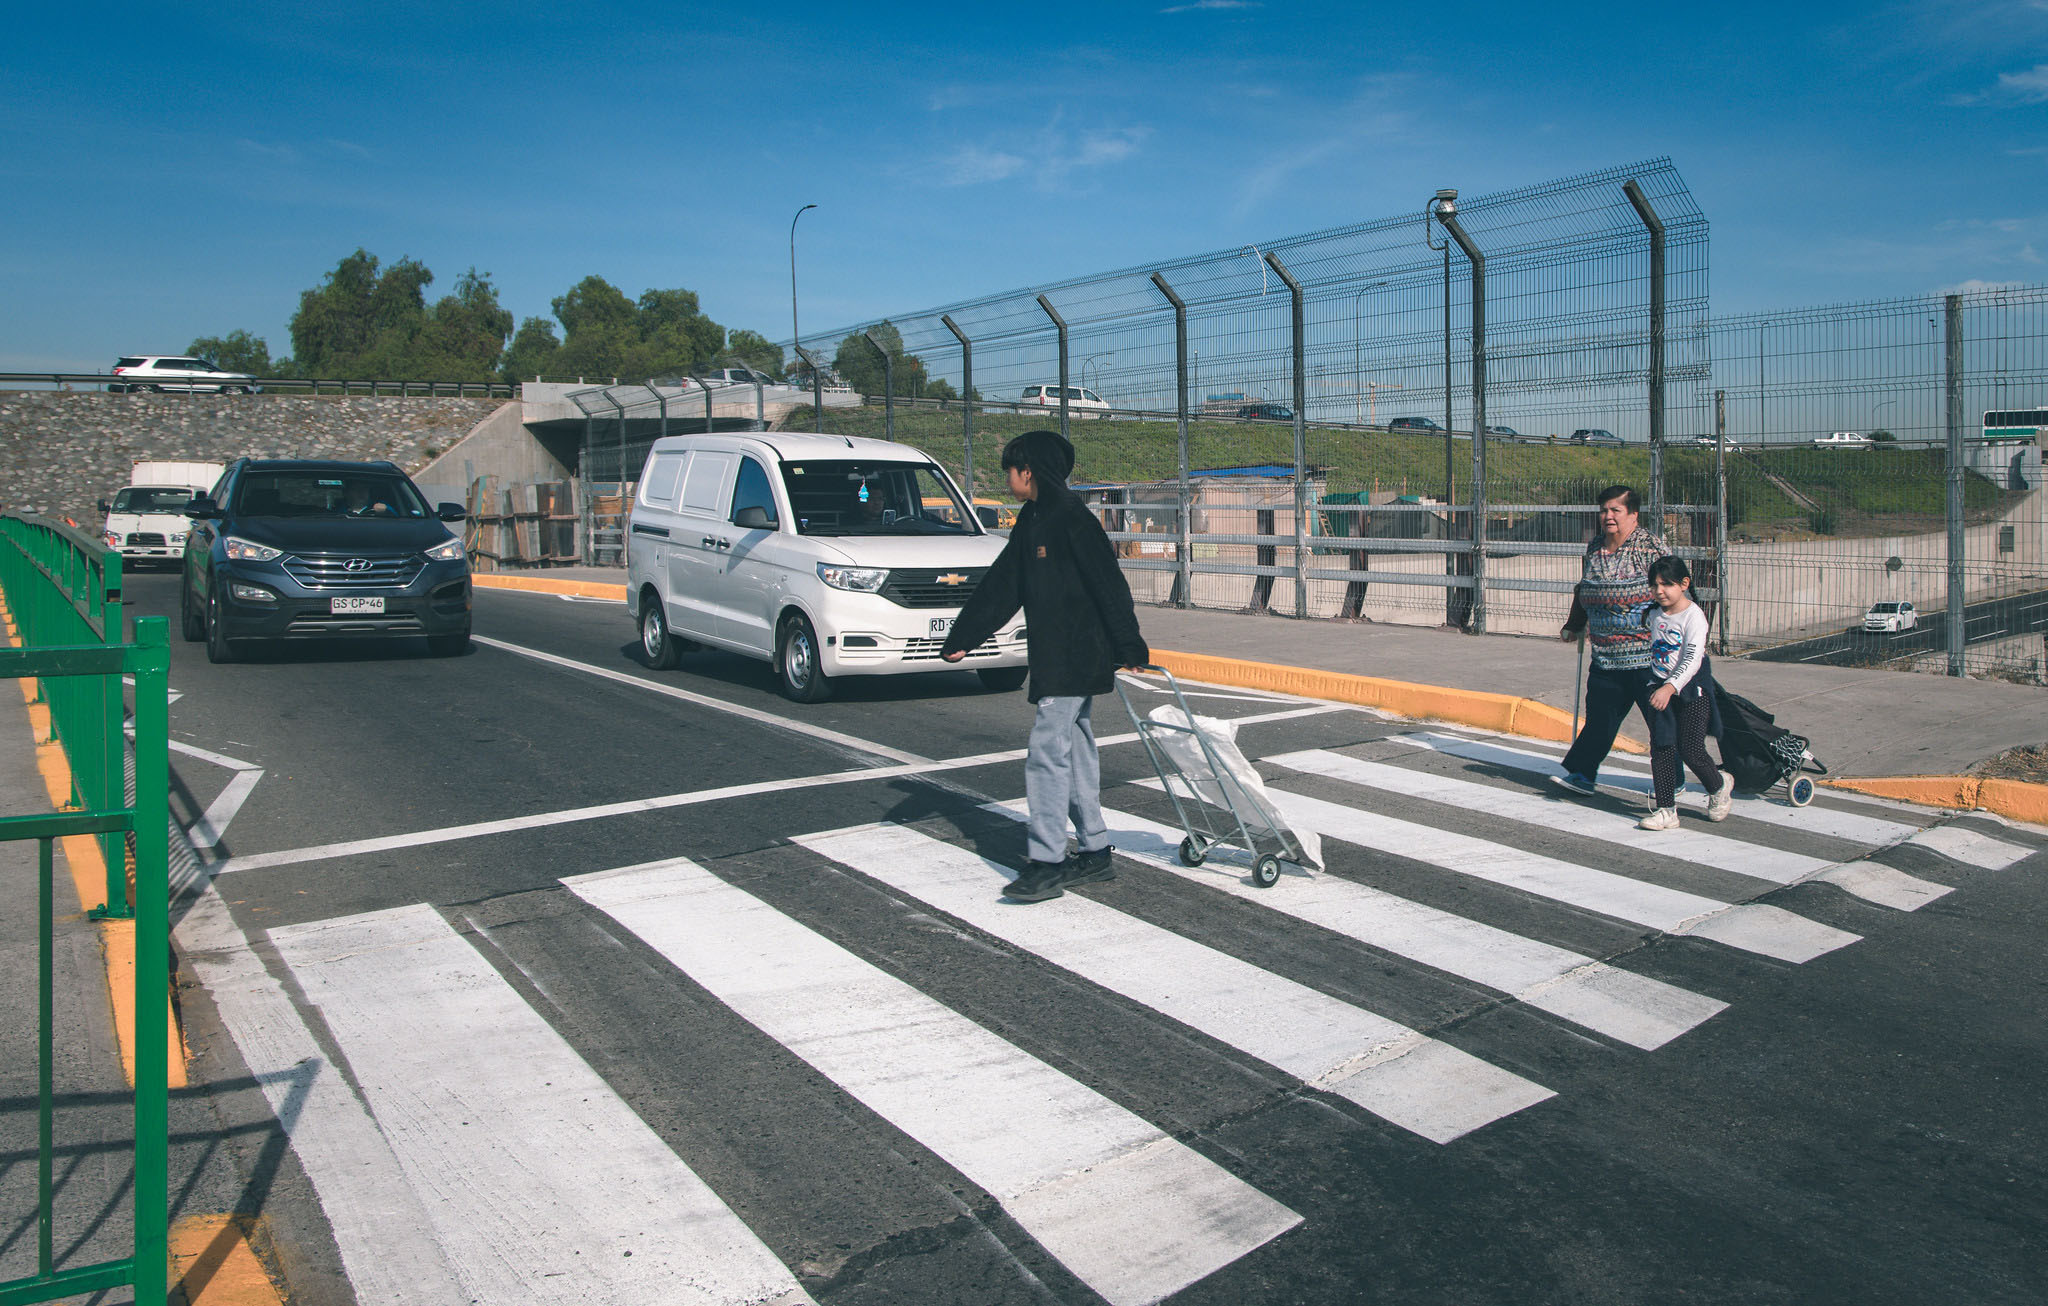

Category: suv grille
[882, 568, 986, 609]
[281, 553, 424, 590]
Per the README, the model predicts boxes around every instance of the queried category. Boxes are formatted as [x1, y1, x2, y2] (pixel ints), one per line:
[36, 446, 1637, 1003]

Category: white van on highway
[625, 432, 1028, 701]
[100, 460, 224, 567]
[1813, 431, 1872, 448]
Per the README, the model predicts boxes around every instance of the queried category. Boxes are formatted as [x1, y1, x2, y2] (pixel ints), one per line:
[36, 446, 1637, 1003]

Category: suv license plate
[929, 617, 953, 636]
[331, 596, 385, 615]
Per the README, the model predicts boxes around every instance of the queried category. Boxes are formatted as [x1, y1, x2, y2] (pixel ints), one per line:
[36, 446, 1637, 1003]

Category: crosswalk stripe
[1140, 775, 1859, 964]
[266, 904, 815, 1306]
[1389, 732, 1924, 845]
[1902, 824, 2035, 870]
[564, 858, 1302, 1306]
[794, 822, 1556, 1140]
[1268, 748, 1831, 887]
[982, 800, 1727, 1051]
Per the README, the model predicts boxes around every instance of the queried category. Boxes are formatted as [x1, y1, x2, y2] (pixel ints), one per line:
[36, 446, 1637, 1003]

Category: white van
[99, 460, 225, 566]
[1813, 431, 1871, 448]
[1020, 384, 1109, 417]
[625, 432, 1028, 702]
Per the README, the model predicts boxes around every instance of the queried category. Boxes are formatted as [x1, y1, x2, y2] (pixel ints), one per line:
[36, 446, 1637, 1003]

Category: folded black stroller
[1712, 684, 1828, 806]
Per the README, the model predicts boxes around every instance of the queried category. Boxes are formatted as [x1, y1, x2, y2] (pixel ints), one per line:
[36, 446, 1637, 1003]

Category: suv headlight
[425, 536, 466, 562]
[817, 563, 888, 593]
[223, 536, 282, 562]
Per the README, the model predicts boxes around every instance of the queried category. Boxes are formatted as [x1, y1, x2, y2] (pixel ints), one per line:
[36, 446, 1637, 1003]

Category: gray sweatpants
[1025, 696, 1110, 865]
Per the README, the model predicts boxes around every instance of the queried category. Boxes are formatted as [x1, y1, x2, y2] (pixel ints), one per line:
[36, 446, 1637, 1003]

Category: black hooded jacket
[939, 432, 1149, 701]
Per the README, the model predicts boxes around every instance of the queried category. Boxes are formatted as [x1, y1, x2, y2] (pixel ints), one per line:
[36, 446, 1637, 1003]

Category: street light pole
[1350, 279, 1389, 425]
[1426, 189, 1459, 627]
[790, 203, 817, 431]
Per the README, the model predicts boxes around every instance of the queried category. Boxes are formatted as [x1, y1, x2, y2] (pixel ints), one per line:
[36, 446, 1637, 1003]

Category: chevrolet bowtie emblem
[937, 573, 968, 585]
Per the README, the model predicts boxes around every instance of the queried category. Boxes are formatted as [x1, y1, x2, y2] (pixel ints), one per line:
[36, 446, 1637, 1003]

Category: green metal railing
[0, 514, 169, 1305]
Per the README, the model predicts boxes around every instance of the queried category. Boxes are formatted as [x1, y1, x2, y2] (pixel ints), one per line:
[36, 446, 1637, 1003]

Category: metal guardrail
[0, 371, 517, 398]
[0, 515, 170, 1305]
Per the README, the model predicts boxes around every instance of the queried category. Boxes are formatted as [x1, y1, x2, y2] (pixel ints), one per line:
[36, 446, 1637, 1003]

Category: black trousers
[1562, 663, 1657, 782]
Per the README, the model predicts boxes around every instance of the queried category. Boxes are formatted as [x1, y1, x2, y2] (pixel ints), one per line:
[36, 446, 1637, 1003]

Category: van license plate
[331, 597, 384, 615]
[929, 618, 952, 636]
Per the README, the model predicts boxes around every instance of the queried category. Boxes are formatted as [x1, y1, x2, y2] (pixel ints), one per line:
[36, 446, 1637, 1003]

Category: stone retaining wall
[0, 392, 500, 527]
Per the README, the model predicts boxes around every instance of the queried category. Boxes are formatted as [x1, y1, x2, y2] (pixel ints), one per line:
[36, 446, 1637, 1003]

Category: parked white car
[1020, 384, 1109, 417]
[625, 432, 1028, 701]
[1862, 600, 1918, 633]
[110, 356, 261, 394]
[1813, 431, 1871, 448]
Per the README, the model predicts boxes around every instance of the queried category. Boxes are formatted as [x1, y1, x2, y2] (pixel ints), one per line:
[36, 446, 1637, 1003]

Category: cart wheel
[1788, 775, 1816, 807]
[1178, 836, 1206, 867]
[1252, 855, 1282, 889]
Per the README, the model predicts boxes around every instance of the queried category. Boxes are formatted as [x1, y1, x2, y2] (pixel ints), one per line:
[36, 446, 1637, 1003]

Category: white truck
[99, 461, 224, 567]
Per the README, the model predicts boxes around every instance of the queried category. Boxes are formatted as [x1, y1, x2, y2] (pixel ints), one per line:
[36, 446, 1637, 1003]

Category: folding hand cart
[1115, 666, 1321, 888]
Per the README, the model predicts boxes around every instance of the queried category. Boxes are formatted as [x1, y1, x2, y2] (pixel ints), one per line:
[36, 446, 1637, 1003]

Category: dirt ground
[1972, 743, 2048, 784]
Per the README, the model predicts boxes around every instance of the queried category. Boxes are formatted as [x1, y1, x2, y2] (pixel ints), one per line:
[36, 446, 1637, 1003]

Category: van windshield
[111, 487, 200, 512]
[779, 461, 978, 537]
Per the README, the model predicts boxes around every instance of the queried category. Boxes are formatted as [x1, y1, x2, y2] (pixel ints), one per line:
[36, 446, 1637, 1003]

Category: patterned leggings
[1651, 693, 1723, 808]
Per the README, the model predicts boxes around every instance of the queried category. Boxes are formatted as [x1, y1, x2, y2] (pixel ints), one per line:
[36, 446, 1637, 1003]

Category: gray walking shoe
[1003, 862, 1068, 903]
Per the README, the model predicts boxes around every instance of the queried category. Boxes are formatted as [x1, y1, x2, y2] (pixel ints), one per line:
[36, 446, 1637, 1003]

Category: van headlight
[425, 536, 466, 562]
[817, 563, 888, 593]
[223, 536, 282, 562]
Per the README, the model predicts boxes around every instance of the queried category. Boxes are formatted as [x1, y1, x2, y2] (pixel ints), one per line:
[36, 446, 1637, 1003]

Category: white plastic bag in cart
[1147, 705, 1323, 870]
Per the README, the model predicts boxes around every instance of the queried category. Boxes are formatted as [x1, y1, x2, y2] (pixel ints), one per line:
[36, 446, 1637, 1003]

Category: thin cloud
[236, 139, 299, 163]
[327, 139, 374, 160]
[1160, 0, 1261, 12]
[934, 145, 1028, 185]
[1994, 61, 2048, 100]
[909, 118, 1150, 190]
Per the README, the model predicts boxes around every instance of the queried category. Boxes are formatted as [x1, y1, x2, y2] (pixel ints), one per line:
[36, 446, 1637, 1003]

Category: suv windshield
[779, 460, 977, 537]
[231, 471, 430, 519]
[112, 487, 199, 512]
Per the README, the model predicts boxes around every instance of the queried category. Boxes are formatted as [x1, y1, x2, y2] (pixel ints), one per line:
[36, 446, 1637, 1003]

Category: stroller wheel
[1178, 836, 1207, 867]
[1788, 775, 1816, 807]
[1252, 855, 1282, 889]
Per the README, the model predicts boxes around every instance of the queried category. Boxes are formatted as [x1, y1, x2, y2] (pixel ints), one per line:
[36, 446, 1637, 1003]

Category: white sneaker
[1705, 773, 1735, 822]
[1638, 806, 1680, 831]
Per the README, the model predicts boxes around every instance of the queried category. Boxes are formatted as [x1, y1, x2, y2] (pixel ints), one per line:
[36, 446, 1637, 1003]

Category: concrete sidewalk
[483, 566, 2048, 815]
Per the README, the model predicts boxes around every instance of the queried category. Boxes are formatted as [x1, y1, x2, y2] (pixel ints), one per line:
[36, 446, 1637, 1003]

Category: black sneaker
[1062, 845, 1117, 886]
[1003, 862, 1068, 903]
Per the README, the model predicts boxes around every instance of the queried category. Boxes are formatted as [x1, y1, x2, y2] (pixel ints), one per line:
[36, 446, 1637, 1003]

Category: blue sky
[4, 0, 2045, 372]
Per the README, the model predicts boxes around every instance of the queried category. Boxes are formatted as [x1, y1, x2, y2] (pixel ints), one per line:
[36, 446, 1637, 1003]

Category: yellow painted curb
[169, 1213, 287, 1306]
[473, 572, 627, 600]
[1824, 774, 2048, 826]
[1150, 649, 1650, 755]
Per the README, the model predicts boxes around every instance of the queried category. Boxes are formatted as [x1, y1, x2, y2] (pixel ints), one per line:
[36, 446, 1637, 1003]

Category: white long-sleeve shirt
[1647, 603, 1711, 694]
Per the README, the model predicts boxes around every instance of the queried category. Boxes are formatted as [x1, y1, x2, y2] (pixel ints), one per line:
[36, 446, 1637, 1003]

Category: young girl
[1639, 556, 1732, 830]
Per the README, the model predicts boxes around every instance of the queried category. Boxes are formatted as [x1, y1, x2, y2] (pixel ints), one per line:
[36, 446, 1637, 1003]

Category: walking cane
[1571, 631, 1586, 740]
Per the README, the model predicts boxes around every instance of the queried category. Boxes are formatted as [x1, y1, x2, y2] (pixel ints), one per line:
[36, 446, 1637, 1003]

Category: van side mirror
[437, 502, 466, 522]
[185, 495, 218, 519]
[734, 505, 776, 530]
[98, 499, 110, 514]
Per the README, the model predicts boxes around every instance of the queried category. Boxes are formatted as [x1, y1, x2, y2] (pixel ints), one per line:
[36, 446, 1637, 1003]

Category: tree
[636, 287, 725, 378]
[187, 330, 272, 376]
[287, 249, 450, 379]
[1870, 428, 1897, 443]
[502, 317, 561, 383]
[549, 276, 640, 380]
[412, 269, 514, 382]
[833, 320, 927, 399]
[722, 329, 784, 380]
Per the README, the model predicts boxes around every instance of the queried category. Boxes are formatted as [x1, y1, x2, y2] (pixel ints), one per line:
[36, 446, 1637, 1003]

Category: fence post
[1437, 208, 1488, 633]
[130, 616, 170, 1306]
[1265, 252, 1310, 619]
[1946, 293, 1965, 677]
[794, 345, 824, 434]
[1714, 388, 1729, 655]
[1037, 295, 1070, 441]
[580, 415, 594, 563]
[96, 551, 127, 915]
[1150, 274, 1193, 608]
[1624, 179, 1667, 535]
[942, 315, 975, 498]
[863, 331, 895, 442]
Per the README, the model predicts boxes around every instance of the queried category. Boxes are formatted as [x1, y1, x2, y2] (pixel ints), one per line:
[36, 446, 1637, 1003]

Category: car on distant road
[1388, 416, 1443, 433]
[1570, 428, 1622, 446]
[1862, 600, 1918, 633]
[702, 367, 777, 387]
[1236, 403, 1295, 422]
[1020, 384, 1109, 417]
[180, 458, 471, 663]
[1692, 434, 1720, 447]
[1484, 424, 1522, 439]
[1813, 431, 1872, 448]
[111, 355, 261, 394]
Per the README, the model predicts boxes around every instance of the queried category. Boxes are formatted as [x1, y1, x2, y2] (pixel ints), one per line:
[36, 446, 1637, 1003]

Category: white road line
[566, 858, 1300, 1306]
[1904, 824, 2035, 870]
[165, 736, 261, 772]
[210, 706, 1344, 876]
[1270, 748, 1833, 887]
[1813, 861, 1955, 910]
[472, 633, 931, 765]
[267, 903, 815, 1306]
[169, 838, 470, 1306]
[188, 768, 263, 850]
[983, 800, 1727, 1051]
[1390, 732, 1925, 845]
[1147, 773, 1858, 964]
[795, 822, 1555, 1140]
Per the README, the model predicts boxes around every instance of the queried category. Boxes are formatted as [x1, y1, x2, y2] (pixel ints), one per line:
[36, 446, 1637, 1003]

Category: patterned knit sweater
[1565, 526, 1667, 670]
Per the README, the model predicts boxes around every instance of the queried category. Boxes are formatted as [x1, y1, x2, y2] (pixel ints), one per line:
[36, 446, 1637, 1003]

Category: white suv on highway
[625, 432, 1028, 701]
[1862, 600, 1918, 633]
[111, 355, 262, 394]
[1020, 384, 1109, 417]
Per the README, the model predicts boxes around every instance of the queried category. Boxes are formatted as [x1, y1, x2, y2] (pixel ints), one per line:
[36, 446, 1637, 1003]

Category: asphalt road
[1750, 588, 2048, 669]
[119, 571, 2047, 1306]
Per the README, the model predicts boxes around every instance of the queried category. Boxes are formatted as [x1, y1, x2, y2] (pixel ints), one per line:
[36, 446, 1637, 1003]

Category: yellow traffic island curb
[472, 573, 626, 600]
[170, 1214, 287, 1306]
[1823, 775, 2048, 826]
[1149, 649, 1649, 755]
